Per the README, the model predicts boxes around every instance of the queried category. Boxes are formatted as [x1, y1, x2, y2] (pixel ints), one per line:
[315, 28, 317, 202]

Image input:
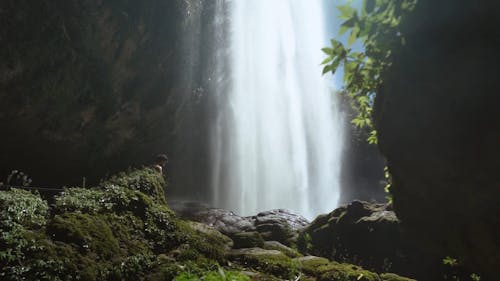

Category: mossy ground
[0, 167, 416, 281]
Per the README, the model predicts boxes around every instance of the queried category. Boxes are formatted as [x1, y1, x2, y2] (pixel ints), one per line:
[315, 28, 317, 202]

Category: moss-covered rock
[0, 168, 418, 281]
[299, 200, 415, 276]
[101, 167, 167, 204]
[232, 231, 264, 249]
[380, 273, 416, 281]
[173, 221, 231, 263]
[262, 241, 301, 258]
[0, 168, 232, 280]
[373, 1, 500, 279]
[317, 263, 380, 281]
[295, 256, 415, 281]
[294, 256, 330, 275]
[228, 248, 299, 279]
[48, 213, 123, 259]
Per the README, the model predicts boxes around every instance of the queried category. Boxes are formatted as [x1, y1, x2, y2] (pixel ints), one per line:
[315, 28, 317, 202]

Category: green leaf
[341, 17, 357, 28]
[339, 25, 349, 36]
[337, 5, 356, 20]
[367, 130, 378, 144]
[365, 0, 376, 13]
[348, 27, 359, 47]
[322, 65, 332, 75]
[321, 56, 333, 65]
[321, 47, 333, 55]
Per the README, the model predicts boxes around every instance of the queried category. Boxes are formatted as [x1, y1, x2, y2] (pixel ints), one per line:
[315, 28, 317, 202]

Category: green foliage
[0, 189, 49, 279]
[441, 257, 482, 281]
[470, 274, 481, 281]
[316, 262, 379, 281]
[0, 188, 48, 229]
[0, 168, 183, 280]
[322, 0, 417, 143]
[231, 250, 299, 279]
[101, 167, 167, 204]
[174, 268, 250, 281]
[54, 187, 108, 214]
[383, 166, 393, 204]
[443, 256, 459, 267]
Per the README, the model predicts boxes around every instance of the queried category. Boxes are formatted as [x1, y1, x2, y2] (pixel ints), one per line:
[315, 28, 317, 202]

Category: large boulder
[373, 1, 500, 279]
[299, 201, 427, 278]
[171, 201, 309, 247]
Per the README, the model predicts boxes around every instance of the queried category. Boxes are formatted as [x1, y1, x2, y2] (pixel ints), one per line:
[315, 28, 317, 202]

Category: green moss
[263, 241, 301, 258]
[232, 231, 264, 249]
[380, 273, 416, 281]
[317, 262, 380, 281]
[174, 221, 231, 263]
[229, 248, 299, 279]
[101, 168, 166, 204]
[174, 268, 250, 281]
[1, 168, 268, 280]
[105, 213, 151, 256]
[295, 256, 331, 275]
[48, 213, 123, 260]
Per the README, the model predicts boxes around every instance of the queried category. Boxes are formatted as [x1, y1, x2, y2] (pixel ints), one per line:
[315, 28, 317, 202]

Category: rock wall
[339, 95, 386, 204]
[0, 0, 214, 190]
[374, 1, 500, 279]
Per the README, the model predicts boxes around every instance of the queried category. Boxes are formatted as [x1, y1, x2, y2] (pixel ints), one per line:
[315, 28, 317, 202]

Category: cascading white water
[211, 0, 343, 220]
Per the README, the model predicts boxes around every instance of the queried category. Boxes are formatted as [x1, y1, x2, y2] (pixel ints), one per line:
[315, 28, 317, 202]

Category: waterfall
[211, 0, 343, 220]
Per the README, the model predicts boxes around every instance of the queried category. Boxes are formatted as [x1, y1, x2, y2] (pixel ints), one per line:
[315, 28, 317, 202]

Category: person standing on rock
[152, 154, 168, 174]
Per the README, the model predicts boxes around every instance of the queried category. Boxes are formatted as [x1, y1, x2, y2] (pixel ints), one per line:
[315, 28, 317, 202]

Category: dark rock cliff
[0, 0, 217, 191]
[374, 1, 500, 279]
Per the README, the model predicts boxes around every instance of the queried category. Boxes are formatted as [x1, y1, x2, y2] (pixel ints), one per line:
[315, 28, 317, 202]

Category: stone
[232, 231, 264, 249]
[171, 201, 309, 247]
[262, 241, 301, 258]
[300, 201, 417, 277]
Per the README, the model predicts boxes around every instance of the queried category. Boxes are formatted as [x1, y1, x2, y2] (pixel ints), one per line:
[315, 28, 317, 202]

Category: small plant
[443, 257, 459, 267]
[470, 273, 481, 281]
[383, 166, 393, 204]
[5, 170, 33, 186]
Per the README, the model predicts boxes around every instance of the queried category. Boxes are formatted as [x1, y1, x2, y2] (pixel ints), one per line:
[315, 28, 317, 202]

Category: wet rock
[184, 221, 233, 251]
[300, 200, 418, 277]
[169, 201, 256, 235]
[232, 231, 264, 249]
[373, 1, 500, 279]
[171, 201, 309, 247]
[254, 209, 309, 246]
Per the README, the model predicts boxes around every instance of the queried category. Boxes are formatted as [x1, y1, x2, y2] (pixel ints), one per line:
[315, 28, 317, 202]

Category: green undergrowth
[295, 256, 415, 281]
[0, 168, 229, 281]
[173, 267, 250, 281]
[228, 248, 299, 279]
[0, 167, 417, 281]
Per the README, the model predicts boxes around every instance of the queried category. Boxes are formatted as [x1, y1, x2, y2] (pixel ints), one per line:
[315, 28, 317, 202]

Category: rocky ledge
[171, 201, 309, 247]
[0, 167, 415, 280]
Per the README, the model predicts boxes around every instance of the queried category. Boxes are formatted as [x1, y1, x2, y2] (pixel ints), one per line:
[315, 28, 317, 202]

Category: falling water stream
[211, 0, 343, 220]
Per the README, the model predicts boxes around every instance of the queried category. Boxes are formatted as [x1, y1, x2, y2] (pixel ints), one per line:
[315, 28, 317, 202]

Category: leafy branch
[322, 0, 417, 144]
